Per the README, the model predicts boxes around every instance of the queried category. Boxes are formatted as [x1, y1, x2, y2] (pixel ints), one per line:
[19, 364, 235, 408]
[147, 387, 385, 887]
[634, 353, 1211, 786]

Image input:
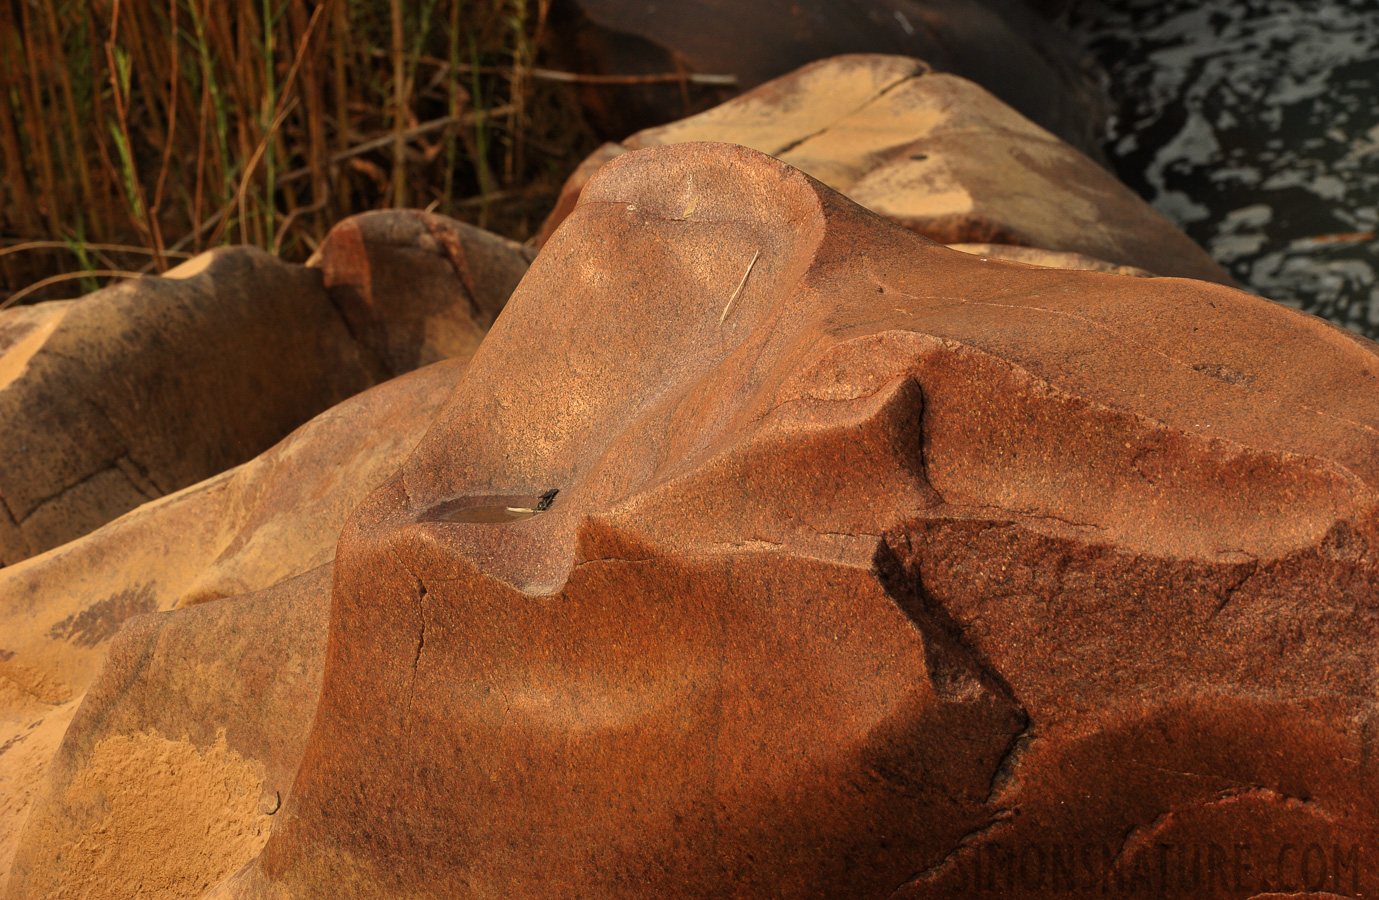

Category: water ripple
[1072, 0, 1379, 337]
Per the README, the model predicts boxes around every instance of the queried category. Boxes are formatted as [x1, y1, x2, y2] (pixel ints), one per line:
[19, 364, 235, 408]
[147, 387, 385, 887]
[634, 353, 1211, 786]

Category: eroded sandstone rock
[179, 142, 1379, 899]
[543, 0, 1109, 159]
[5, 567, 332, 900]
[308, 210, 536, 375]
[0, 247, 375, 566]
[534, 55, 1231, 286]
[0, 360, 464, 890]
[0, 212, 530, 569]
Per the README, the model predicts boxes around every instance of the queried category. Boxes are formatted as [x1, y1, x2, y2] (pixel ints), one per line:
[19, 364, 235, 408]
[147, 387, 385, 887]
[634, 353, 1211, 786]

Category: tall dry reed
[0, 0, 595, 304]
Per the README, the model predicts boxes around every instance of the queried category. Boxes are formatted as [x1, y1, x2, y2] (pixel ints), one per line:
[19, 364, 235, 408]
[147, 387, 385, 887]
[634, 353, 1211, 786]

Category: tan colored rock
[0, 699, 77, 886]
[0, 210, 525, 891]
[542, 0, 1109, 159]
[535, 55, 1231, 285]
[0, 247, 378, 567]
[5, 567, 331, 900]
[0, 360, 464, 891]
[0, 358, 463, 698]
[948, 243, 1154, 276]
[0, 212, 531, 569]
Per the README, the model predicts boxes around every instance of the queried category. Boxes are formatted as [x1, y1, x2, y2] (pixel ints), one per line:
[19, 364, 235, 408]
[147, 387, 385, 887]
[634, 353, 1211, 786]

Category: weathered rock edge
[65, 142, 1379, 898]
[232, 141, 1379, 899]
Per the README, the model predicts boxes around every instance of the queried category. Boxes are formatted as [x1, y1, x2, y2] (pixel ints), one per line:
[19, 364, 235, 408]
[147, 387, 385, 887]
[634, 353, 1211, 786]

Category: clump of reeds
[0, 0, 597, 305]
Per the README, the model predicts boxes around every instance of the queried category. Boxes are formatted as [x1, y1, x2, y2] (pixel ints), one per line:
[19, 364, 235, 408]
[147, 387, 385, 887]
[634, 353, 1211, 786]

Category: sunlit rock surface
[945, 243, 1154, 277]
[542, 0, 1109, 159]
[7, 568, 331, 900]
[0, 361, 464, 890]
[142, 142, 1379, 899]
[535, 55, 1233, 286]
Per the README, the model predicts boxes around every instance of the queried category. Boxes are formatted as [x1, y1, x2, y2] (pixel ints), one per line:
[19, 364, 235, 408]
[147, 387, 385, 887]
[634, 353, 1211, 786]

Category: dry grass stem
[720, 250, 760, 324]
[0, 270, 145, 311]
[1, 0, 607, 304]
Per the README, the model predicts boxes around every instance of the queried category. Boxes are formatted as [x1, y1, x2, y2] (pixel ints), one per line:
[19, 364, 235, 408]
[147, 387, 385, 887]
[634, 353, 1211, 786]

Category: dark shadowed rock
[308, 210, 535, 376]
[542, 0, 1109, 159]
[535, 55, 1232, 286]
[0, 247, 376, 566]
[191, 143, 1379, 899]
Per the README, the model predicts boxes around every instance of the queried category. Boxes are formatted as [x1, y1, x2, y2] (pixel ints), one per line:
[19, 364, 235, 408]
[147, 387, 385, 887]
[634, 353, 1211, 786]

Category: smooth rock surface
[0, 212, 531, 569]
[543, 0, 1109, 159]
[535, 55, 1233, 286]
[0, 360, 465, 891]
[6, 567, 332, 900]
[196, 142, 1379, 899]
[0, 247, 376, 566]
[947, 243, 1154, 276]
[309, 210, 535, 376]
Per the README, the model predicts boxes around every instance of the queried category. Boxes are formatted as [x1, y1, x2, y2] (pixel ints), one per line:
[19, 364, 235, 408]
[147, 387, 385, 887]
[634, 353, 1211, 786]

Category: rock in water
[166, 142, 1379, 898]
[535, 55, 1233, 286]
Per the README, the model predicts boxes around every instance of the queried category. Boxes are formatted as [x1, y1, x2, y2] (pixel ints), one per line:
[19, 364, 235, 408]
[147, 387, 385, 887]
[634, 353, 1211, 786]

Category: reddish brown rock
[0, 360, 464, 889]
[543, 0, 1109, 159]
[534, 55, 1231, 286]
[174, 143, 1379, 899]
[308, 210, 535, 376]
[536, 141, 629, 250]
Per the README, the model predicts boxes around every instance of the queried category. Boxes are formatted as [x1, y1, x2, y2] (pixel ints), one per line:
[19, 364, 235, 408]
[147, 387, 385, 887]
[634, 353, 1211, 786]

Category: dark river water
[1070, 0, 1379, 338]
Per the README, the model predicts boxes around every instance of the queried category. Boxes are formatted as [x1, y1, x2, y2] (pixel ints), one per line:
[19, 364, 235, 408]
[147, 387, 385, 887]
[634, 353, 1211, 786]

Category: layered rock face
[145, 143, 1379, 899]
[0, 211, 530, 568]
[542, 0, 1109, 159]
[535, 55, 1232, 286]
